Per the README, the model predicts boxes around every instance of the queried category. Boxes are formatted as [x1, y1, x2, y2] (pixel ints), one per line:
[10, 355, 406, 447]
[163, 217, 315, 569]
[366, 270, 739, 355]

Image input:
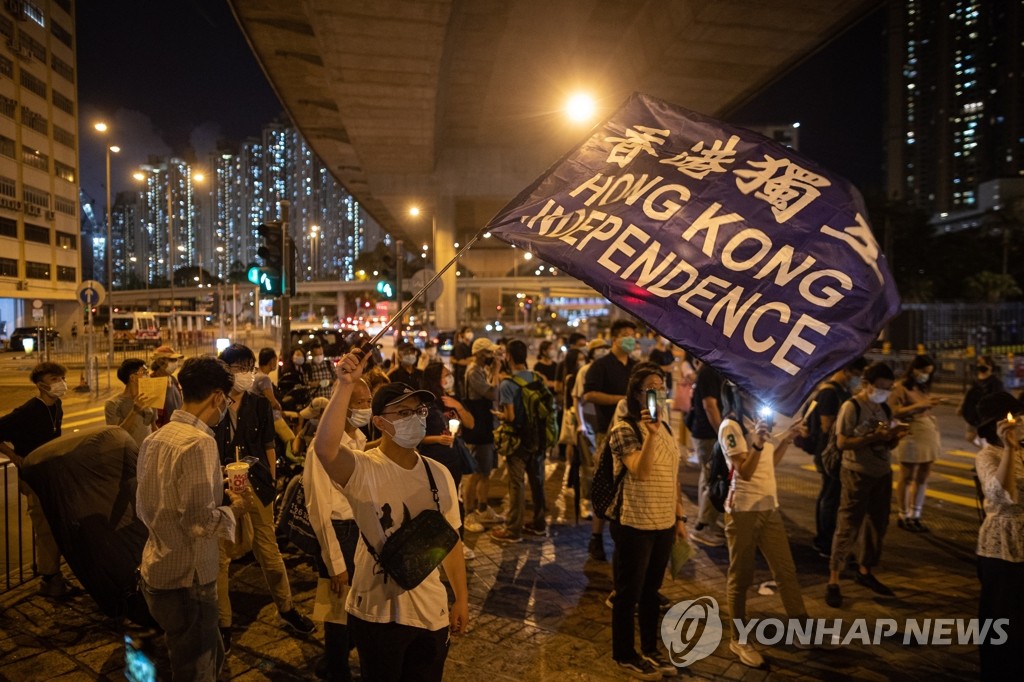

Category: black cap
[976, 391, 1024, 428]
[371, 382, 435, 416]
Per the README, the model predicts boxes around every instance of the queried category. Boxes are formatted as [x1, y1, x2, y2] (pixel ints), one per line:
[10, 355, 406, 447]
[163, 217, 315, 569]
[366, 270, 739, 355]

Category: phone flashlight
[646, 389, 658, 421]
[758, 404, 774, 427]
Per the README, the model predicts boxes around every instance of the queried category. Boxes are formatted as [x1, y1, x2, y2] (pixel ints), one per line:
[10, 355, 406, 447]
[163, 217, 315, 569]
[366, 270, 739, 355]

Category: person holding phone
[890, 354, 944, 532]
[607, 363, 686, 679]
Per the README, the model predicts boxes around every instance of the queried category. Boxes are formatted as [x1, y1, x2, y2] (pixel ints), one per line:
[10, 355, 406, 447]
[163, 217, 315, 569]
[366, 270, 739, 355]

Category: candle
[1008, 412, 1016, 425]
[448, 418, 461, 435]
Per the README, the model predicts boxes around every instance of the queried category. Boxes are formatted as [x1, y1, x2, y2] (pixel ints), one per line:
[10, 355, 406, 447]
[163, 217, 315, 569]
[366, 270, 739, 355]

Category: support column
[433, 196, 458, 330]
[336, 291, 347, 320]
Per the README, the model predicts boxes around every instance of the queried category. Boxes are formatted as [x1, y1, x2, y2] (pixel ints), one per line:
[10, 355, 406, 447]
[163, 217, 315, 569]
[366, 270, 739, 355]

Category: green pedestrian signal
[376, 280, 394, 299]
[248, 266, 281, 294]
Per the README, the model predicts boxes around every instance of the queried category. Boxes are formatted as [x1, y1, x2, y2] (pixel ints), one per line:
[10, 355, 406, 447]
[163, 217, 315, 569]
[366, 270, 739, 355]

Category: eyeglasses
[223, 394, 235, 406]
[230, 365, 256, 374]
[381, 405, 429, 419]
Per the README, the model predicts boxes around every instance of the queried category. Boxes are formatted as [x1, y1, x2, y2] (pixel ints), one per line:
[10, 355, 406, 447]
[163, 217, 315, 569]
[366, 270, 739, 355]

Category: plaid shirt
[306, 358, 336, 399]
[137, 410, 237, 589]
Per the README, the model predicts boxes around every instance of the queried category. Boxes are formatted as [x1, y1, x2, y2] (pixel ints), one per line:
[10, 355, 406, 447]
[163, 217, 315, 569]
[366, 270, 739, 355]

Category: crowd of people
[4, 324, 1023, 681]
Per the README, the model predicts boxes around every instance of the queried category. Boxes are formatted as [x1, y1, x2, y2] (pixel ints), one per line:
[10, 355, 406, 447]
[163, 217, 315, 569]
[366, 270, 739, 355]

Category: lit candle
[1007, 412, 1016, 425]
[448, 418, 461, 435]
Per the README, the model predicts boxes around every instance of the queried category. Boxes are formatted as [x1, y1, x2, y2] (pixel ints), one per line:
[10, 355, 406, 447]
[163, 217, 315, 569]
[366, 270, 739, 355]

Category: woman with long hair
[960, 355, 1004, 444]
[890, 354, 944, 531]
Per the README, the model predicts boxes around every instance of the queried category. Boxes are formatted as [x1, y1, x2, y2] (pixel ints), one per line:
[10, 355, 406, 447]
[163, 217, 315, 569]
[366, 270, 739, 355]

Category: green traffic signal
[376, 280, 394, 299]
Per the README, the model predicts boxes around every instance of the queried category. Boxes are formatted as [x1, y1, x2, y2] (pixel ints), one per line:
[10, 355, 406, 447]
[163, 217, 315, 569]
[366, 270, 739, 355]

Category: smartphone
[646, 389, 658, 421]
[758, 405, 774, 428]
[124, 635, 157, 682]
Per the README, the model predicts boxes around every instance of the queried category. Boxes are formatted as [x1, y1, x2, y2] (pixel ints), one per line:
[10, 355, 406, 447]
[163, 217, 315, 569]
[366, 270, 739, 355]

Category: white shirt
[718, 417, 778, 513]
[305, 428, 366, 577]
[342, 448, 460, 630]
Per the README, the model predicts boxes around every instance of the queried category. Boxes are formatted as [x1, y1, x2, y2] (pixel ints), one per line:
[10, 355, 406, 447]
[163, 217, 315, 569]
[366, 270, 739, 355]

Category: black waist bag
[363, 458, 458, 591]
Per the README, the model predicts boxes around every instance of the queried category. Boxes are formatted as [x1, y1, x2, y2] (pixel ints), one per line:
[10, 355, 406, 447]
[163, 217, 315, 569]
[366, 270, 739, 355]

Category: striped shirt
[609, 417, 678, 530]
[137, 410, 237, 589]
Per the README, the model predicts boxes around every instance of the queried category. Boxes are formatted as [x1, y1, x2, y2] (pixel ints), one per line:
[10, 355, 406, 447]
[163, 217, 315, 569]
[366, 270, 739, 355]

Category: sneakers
[910, 518, 929, 533]
[642, 652, 678, 677]
[588, 534, 607, 561]
[463, 545, 476, 560]
[522, 523, 547, 537]
[475, 507, 505, 525]
[490, 527, 522, 543]
[464, 516, 485, 533]
[853, 571, 895, 597]
[280, 608, 316, 634]
[615, 656, 662, 680]
[690, 527, 725, 547]
[825, 583, 843, 608]
[729, 639, 765, 668]
[220, 627, 232, 654]
[605, 591, 615, 609]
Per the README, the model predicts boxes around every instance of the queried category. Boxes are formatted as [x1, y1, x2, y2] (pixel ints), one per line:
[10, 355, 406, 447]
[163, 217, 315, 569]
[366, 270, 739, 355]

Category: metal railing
[2, 459, 34, 593]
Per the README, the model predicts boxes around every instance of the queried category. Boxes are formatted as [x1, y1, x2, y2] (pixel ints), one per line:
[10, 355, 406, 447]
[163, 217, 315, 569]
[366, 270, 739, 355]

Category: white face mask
[442, 374, 455, 392]
[348, 407, 372, 428]
[384, 412, 427, 448]
[233, 372, 255, 393]
[165, 361, 178, 373]
[914, 372, 930, 384]
[593, 348, 610, 360]
[629, 348, 643, 361]
[401, 353, 417, 366]
[293, 355, 305, 366]
[311, 355, 324, 365]
[868, 387, 891, 404]
[45, 380, 68, 398]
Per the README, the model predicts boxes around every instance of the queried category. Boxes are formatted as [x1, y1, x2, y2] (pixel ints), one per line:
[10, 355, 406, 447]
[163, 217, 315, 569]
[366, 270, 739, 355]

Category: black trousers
[977, 555, 1024, 681]
[609, 521, 675, 662]
[814, 470, 841, 551]
[348, 616, 450, 682]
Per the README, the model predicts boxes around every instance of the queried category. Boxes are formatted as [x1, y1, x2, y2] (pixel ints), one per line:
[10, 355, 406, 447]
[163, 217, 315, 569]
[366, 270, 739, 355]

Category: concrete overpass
[227, 0, 880, 328]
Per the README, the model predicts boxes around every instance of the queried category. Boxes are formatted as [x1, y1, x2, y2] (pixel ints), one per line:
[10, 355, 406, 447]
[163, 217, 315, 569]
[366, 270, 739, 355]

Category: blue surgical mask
[385, 412, 427, 448]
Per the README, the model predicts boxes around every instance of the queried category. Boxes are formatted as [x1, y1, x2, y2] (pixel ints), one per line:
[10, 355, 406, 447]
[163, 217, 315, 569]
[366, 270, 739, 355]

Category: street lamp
[94, 121, 120, 362]
[310, 224, 319, 280]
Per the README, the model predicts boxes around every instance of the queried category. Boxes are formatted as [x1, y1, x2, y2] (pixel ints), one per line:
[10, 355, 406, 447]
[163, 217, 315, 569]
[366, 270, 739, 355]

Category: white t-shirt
[305, 429, 366, 577]
[342, 447, 460, 631]
[718, 417, 778, 513]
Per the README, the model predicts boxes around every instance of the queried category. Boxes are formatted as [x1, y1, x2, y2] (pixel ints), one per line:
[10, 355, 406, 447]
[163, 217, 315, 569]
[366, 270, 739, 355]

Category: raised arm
[312, 351, 369, 488]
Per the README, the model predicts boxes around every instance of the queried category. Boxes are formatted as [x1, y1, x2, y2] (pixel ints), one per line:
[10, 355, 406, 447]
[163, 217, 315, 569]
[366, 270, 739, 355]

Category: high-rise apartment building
[887, 0, 1024, 214]
[0, 0, 81, 334]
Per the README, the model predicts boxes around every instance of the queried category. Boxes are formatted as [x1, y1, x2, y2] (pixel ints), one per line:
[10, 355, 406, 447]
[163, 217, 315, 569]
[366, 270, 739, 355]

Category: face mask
[629, 348, 643, 361]
[442, 374, 455, 392]
[211, 394, 229, 425]
[868, 387, 891, 404]
[348, 407, 372, 428]
[385, 412, 427, 448]
[165, 362, 178, 373]
[619, 337, 636, 353]
[293, 355, 305, 366]
[914, 372, 930, 384]
[401, 353, 417, 367]
[593, 348, 610, 360]
[482, 356, 494, 366]
[233, 372, 255, 393]
[45, 380, 68, 398]
[312, 355, 324, 365]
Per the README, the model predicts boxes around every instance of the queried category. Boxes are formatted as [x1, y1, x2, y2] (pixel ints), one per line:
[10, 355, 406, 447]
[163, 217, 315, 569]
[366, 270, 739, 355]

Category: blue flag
[484, 93, 900, 414]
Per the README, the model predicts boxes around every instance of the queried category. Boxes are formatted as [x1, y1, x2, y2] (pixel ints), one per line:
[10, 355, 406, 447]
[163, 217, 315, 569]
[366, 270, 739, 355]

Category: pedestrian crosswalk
[61, 405, 107, 430]
[798, 447, 983, 510]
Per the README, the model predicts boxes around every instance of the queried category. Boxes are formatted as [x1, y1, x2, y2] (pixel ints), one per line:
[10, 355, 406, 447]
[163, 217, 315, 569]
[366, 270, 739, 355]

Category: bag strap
[361, 455, 443, 568]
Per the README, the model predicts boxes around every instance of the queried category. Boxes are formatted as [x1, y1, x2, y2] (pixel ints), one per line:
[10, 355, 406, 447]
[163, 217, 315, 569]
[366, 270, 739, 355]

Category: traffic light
[257, 222, 284, 295]
[376, 280, 395, 299]
[377, 251, 396, 299]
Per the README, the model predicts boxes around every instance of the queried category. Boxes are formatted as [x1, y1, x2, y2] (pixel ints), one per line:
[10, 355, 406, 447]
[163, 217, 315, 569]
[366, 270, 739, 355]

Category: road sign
[77, 280, 106, 306]
[408, 268, 442, 304]
[32, 299, 43, 309]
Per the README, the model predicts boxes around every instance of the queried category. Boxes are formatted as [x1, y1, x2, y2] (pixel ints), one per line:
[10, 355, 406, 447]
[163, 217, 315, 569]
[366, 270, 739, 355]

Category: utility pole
[395, 239, 404, 329]
[280, 200, 292, 354]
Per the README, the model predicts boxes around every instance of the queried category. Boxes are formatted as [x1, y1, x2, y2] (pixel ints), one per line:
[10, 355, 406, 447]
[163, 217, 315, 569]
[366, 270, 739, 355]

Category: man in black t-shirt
[0, 362, 73, 597]
[811, 356, 867, 557]
[451, 326, 474, 400]
[690, 360, 724, 546]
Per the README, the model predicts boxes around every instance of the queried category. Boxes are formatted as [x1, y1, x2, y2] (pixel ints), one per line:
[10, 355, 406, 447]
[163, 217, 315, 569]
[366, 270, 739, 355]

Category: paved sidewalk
[0, 443, 985, 681]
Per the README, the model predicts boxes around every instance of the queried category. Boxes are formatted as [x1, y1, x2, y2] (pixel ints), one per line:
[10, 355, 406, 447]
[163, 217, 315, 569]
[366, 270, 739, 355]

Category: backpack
[819, 399, 892, 476]
[590, 417, 641, 520]
[793, 381, 844, 455]
[506, 372, 558, 454]
[708, 438, 735, 514]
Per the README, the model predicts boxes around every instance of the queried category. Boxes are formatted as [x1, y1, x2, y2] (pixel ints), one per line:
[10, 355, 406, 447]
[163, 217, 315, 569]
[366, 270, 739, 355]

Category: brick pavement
[0, 441, 986, 681]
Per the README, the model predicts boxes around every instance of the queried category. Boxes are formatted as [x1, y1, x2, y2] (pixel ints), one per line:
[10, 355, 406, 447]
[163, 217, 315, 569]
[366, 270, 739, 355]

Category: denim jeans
[141, 578, 222, 681]
[506, 449, 546, 532]
[609, 522, 675, 662]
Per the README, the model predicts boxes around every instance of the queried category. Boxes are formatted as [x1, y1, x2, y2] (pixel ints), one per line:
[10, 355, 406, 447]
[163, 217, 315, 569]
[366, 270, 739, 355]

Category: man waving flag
[483, 93, 900, 414]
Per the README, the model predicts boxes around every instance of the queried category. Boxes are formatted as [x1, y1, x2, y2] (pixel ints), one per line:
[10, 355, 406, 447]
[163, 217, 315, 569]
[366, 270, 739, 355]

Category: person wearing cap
[389, 341, 425, 389]
[312, 351, 468, 682]
[151, 345, 185, 428]
[974, 392, 1024, 680]
[304, 379, 371, 682]
[461, 337, 506, 530]
[212, 344, 315, 648]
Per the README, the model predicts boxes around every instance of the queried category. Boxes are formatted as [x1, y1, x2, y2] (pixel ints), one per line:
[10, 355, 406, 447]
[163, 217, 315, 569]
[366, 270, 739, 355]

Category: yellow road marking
[946, 449, 978, 459]
[797, 464, 979, 508]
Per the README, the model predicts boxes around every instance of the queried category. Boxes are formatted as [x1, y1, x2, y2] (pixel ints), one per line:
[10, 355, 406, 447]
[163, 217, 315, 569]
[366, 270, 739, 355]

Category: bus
[111, 312, 161, 348]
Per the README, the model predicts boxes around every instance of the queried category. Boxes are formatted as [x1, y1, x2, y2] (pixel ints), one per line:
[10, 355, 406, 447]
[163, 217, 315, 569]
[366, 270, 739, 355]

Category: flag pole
[365, 228, 489, 348]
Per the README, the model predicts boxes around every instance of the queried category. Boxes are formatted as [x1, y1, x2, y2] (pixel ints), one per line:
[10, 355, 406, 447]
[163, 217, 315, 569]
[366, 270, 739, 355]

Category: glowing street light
[566, 92, 596, 123]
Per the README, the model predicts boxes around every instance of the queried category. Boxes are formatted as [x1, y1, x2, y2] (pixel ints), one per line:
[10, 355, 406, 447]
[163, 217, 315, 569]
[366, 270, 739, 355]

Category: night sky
[76, 2, 887, 212]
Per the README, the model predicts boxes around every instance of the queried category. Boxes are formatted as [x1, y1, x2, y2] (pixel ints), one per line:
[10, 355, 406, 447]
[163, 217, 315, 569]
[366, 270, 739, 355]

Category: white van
[111, 312, 161, 348]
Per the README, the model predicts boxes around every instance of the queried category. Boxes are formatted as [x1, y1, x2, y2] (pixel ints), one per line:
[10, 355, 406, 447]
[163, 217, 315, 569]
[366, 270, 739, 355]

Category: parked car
[9, 327, 61, 351]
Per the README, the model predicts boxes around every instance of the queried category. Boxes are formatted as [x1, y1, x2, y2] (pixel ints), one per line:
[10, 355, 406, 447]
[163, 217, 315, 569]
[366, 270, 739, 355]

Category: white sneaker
[730, 640, 765, 668]
[475, 507, 505, 525]
[463, 545, 476, 560]
[464, 515, 485, 533]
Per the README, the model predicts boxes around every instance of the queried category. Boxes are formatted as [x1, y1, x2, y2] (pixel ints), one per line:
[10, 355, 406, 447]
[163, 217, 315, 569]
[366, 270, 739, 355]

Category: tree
[964, 271, 1022, 303]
